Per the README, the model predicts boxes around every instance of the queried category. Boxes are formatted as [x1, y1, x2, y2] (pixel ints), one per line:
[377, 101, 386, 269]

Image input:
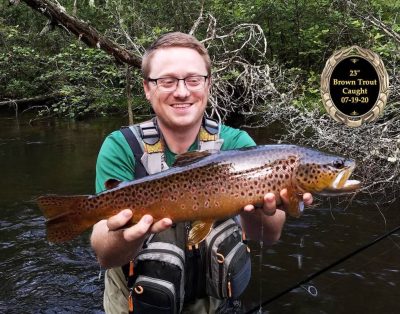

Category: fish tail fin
[37, 195, 91, 243]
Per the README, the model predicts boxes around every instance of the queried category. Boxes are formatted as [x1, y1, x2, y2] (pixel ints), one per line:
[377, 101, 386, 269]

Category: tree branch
[0, 92, 61, 107]
[19, 0, 142, 68]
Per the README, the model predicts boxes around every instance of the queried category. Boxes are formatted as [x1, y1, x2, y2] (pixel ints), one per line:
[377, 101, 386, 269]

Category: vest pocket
[205, 219, 251, 299]
[225, 243, 251, 298]
[132, 275, 176, 314]
[130, 242, 185, 314]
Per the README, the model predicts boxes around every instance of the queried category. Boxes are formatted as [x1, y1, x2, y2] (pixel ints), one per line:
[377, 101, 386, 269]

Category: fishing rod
[245, 224, 400, 313]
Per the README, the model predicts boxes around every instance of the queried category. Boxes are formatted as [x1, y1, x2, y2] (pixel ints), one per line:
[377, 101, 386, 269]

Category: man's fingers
[149, 218, 173, 233]
[122, 214, 154, 241]
[107, 209, 133, 231]
[279, 188, 289, 207]
[303, 192, 313, 205]
[122, 216, 173, 242]
[243, 204, 255, 212]
[263, 193, 277, 216]
[243, 189, 313, 217]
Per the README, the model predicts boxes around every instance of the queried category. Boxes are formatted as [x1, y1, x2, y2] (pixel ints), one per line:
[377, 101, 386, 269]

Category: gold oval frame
[320, 46, 389, 127]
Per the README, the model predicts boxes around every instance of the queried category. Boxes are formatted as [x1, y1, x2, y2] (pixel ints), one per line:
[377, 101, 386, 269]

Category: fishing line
[245, 224, 400, 314]
[311, 242, 399, 294]
[257, 221, 264, 313]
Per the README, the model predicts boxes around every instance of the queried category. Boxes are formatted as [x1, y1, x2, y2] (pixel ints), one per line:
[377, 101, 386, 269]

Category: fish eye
[332, 159, 345, 169]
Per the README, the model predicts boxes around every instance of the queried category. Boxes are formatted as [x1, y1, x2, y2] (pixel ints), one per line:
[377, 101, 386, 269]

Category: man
[91, 32, 312, 313]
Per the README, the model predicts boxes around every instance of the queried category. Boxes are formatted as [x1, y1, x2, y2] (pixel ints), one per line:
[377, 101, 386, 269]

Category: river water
[0, 114, 399, 313]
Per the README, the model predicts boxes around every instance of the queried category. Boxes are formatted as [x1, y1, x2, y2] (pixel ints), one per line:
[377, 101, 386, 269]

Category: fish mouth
[324, 165, 361, 195]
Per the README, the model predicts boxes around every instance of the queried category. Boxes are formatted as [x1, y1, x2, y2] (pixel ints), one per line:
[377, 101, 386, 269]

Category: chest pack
[120, 116, 251, 314]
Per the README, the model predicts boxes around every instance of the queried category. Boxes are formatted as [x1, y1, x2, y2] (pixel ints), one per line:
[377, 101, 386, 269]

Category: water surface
[0, 114, 399, 313]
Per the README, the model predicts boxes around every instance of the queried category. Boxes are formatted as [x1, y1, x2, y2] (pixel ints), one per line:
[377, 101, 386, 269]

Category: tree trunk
[20, 0, 142, 69]
[126, 65, 134, 125]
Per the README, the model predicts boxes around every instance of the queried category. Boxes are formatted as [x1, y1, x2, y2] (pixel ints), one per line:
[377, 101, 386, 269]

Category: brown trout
[37, 145, 360, 244]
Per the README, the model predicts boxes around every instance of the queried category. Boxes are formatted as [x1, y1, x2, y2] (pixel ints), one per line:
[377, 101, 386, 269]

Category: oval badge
[321, 46, 389, 127]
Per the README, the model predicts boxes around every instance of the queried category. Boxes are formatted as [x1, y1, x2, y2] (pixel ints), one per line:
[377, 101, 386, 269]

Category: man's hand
[240, 189, 313, 244]
[243, 189, 313, 216]
[107, 209, 173, 241]
[91, 210, 172, 268]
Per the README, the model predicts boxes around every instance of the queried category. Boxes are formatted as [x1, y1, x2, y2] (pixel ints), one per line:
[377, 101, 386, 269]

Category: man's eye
[186, 77, 202, 85]
[159, 78, 176, 85]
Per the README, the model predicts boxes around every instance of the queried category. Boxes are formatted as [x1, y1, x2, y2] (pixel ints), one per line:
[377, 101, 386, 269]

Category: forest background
[1, 0, 398, 119]
[1, 0, 399, 201]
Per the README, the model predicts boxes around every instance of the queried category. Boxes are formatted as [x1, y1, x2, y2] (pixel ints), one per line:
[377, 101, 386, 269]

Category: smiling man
[91, 32, 312, 314]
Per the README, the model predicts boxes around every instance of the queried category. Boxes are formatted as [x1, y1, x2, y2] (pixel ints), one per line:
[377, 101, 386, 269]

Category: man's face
[143, 47, 210, 130]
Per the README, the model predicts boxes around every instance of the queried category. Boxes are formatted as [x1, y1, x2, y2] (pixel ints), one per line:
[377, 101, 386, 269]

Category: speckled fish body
[37, 145, 360, 243]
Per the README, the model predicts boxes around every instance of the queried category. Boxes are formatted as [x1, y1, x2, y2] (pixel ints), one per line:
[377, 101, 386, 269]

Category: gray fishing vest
[120, 116, 251, 314]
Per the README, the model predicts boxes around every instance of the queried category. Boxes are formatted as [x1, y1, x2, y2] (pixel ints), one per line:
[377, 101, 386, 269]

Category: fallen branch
[0, 92, 61, 107]
[18, 0, 142, 68]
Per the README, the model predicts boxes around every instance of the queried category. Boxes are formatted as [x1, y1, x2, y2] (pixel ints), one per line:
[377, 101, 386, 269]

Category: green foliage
[1, 0, 399, 118]
[36, 43, 128, 118]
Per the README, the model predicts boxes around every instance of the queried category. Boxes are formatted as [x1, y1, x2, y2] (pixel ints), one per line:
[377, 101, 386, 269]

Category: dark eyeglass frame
[147, 75, 209, 92]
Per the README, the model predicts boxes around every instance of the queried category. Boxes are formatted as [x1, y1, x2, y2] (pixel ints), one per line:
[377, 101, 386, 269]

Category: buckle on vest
[139, 120, 160, 145]
[203, 116, 219, 135]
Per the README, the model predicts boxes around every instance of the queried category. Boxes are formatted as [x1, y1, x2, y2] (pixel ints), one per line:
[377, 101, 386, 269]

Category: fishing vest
[120, 116, 251, 314]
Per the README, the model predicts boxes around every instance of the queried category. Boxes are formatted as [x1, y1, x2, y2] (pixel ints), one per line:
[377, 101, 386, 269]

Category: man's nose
[173, 80, 190, 97]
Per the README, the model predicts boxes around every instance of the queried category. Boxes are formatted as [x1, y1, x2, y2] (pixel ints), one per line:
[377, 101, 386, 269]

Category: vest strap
[122, 116, 223, 175]
[199, 117, 224, 151]
[203, 116, 219, 135]
[120, 127, 148, 178]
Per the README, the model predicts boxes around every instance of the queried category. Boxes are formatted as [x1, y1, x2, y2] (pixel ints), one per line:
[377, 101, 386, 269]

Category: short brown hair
[141, 32, 211, 79]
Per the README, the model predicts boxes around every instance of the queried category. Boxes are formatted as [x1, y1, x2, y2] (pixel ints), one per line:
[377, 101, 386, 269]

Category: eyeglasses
[147, 75, 208, 92]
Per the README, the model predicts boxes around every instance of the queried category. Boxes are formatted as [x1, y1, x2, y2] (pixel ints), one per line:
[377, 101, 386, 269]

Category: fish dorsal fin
[187, 220, 214, 247]
[173, 150, 216, 167]
[104, 178, 122, 190]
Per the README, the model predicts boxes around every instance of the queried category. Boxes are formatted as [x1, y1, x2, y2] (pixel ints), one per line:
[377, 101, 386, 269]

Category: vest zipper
[224, 243, 247, 298]
[137, 248, 185, 267]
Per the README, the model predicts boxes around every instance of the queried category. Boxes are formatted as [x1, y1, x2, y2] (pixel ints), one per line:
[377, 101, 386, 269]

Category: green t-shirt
[95, 124, 256, 193]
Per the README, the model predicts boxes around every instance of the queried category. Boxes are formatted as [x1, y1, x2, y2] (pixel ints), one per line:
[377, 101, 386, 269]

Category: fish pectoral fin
[173, 151, 213, 167]
[187, 220, 214, 247]
[104, 178, 122, 190]
[286, 188, 303, 218]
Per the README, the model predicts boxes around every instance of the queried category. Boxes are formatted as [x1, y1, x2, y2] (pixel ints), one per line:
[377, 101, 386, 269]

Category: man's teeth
[172, 104, 191, 108]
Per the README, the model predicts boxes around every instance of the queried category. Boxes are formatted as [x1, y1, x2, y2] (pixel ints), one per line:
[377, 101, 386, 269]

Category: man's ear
[143, 79, 151, 100]
[207, 76, 212, 93]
